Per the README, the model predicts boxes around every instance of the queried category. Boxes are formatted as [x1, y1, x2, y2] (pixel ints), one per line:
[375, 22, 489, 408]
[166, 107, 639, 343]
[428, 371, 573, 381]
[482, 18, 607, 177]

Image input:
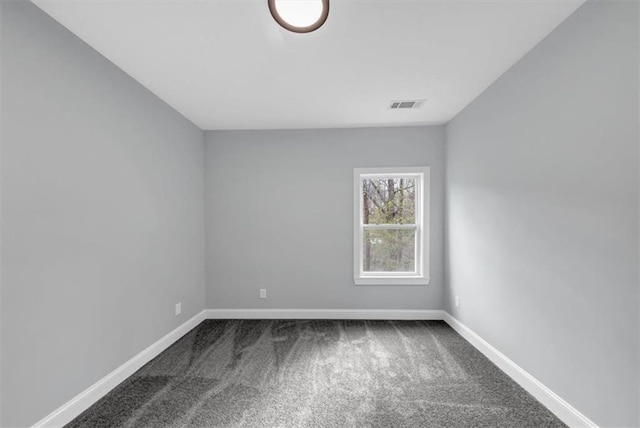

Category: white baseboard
[442, 312, 597, 428]
[204, 308, 445, 320]
[31, 310, 207, 428]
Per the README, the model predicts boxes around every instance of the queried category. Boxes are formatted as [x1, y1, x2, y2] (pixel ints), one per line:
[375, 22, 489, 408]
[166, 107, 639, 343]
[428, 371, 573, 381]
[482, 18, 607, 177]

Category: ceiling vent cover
[389, 100, 425, 109]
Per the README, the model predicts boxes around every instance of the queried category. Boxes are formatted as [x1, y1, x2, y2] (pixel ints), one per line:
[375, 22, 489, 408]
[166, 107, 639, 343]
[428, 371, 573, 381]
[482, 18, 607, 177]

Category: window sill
[354, 277, 430, 286]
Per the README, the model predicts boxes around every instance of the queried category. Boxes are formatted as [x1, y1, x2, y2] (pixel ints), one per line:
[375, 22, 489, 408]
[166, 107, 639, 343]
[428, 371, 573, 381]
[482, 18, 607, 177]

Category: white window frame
[353, 167, 430, 285]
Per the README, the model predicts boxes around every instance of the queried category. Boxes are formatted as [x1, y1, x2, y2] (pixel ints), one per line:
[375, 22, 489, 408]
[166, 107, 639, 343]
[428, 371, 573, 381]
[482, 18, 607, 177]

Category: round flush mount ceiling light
[268, 0, 329, 33]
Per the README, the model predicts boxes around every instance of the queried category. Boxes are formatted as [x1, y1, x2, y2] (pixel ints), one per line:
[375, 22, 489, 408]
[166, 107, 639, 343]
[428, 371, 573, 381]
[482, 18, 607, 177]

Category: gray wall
[205, 127, 444, 310]
[0, 1, 4, 423]
[1, 2, 206, 426]
[445, 1, 639, 427]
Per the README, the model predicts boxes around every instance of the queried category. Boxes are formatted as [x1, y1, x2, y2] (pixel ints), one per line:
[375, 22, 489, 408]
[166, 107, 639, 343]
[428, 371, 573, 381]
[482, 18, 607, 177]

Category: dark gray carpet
[66, 320, 565, 427]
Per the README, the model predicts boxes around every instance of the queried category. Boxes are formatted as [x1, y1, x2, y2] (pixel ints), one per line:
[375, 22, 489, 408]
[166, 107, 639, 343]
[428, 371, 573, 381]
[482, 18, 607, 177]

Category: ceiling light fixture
[268, 0, 329, 34]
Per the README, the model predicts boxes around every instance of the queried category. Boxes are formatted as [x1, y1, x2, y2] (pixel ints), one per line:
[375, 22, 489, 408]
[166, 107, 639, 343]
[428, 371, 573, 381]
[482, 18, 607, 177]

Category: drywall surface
[2, 2, 205, 426]
[205, 127, 445, 310]
[445, 1, 639, 426]
[0, 1, 4, 424]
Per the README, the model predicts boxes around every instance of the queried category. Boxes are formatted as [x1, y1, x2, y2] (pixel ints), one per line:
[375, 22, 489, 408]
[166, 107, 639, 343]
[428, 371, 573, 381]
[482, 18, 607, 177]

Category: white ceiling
[33, 0, 584, 130]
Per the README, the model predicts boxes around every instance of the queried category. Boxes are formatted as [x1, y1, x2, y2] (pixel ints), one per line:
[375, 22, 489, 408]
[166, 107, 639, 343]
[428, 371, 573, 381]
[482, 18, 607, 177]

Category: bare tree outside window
[362, 178, 416, 272]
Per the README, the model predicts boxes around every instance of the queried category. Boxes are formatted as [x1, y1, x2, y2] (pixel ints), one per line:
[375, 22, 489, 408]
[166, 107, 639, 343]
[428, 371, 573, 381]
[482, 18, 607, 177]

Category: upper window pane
[362, 177, 416, 224]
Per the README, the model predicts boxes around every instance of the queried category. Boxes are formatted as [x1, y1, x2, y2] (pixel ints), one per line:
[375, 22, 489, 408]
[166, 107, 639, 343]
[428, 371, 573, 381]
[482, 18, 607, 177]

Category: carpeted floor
[66, 320, 565, 427]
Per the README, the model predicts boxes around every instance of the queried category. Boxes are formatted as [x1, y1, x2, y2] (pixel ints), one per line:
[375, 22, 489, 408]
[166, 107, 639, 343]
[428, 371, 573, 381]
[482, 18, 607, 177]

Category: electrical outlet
[455, 296, 460, 308]
[260, 289, 267, 299]
[175, 302, 182, 316]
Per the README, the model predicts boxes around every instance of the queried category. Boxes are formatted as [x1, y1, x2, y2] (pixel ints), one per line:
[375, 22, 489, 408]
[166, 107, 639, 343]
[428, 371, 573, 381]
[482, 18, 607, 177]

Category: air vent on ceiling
[389, 100, 425, 109]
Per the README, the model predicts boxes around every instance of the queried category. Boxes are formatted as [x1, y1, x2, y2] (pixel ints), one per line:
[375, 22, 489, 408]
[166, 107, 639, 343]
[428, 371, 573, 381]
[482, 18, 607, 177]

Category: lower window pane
[363, 229, 415, 272]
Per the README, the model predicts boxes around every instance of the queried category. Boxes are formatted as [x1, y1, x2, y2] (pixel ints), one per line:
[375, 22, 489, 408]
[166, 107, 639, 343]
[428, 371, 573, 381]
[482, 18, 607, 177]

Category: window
[353, 167, 430, 285]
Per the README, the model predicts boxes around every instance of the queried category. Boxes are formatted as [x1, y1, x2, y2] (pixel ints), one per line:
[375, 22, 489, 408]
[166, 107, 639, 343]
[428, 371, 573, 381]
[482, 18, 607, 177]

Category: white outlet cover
[175, 302, 182, 315]
[260, 289, 267, 299]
